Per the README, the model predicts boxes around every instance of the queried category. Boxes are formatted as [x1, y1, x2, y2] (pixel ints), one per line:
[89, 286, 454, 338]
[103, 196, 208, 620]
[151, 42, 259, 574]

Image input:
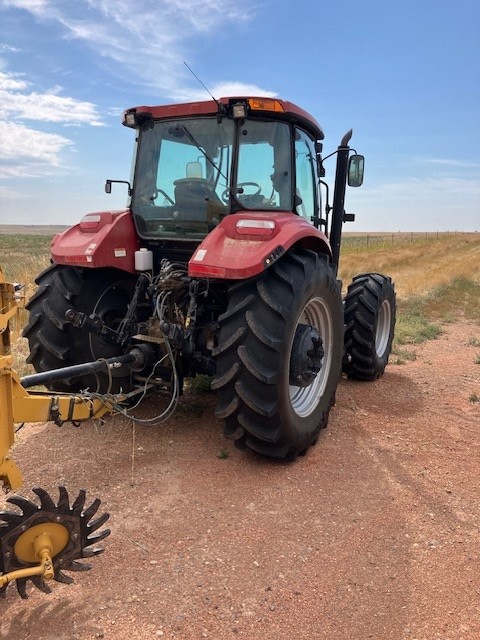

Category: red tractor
[23, 96, 396, 461]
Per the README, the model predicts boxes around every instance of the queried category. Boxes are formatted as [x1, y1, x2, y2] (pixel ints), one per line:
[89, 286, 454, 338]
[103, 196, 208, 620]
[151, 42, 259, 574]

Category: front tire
[343, 273, 396, 380]
[23, 265, 137, 393]
[212, 250, 343, 460]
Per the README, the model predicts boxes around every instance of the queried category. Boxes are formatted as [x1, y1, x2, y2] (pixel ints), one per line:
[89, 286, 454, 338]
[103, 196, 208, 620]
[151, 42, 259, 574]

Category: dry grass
[0, 235, 51, 290]
[0, 234, 52, 376]
[340, 233, 480, 298]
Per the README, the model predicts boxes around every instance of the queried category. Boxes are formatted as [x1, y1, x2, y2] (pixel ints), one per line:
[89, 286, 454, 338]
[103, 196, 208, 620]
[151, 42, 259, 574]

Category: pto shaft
[20, 353, 136, 389]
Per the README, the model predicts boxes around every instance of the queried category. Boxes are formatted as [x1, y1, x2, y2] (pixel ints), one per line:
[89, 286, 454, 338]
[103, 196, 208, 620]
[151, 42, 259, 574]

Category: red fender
[188, 212, 332, 279]
[51, 210, 139, 273]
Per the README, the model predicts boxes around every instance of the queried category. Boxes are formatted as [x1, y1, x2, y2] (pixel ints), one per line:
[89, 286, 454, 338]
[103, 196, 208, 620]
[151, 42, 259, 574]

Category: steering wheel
[174, 177, 224, 206]
[222, 181, 261, 203]
[152, 188, 174, 204]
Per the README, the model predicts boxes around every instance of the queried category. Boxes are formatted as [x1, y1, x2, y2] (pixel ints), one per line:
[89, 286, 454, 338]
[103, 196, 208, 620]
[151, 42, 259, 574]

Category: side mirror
[348, 155, 365, 187]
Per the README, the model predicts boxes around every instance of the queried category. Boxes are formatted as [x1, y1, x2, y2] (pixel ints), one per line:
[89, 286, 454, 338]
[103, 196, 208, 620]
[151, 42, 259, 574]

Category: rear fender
[51, 210, 139, 273]
[188, 212, 332, 279]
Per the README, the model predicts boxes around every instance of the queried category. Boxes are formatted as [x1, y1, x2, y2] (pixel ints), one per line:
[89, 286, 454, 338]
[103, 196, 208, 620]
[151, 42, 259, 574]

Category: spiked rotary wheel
[0, 486, 110, 598]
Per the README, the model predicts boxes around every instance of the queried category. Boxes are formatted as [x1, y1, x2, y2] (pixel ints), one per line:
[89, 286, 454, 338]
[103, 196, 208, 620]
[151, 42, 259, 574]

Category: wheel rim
[289, 296, 333, 418]
[375, 299, 392, 357]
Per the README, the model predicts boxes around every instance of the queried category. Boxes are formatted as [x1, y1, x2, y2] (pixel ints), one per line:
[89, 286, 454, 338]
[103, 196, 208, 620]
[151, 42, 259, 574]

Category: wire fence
[342, 230, 478, 249]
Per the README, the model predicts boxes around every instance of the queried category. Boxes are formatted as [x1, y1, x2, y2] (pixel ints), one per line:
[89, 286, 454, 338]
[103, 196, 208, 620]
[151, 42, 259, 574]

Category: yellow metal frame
[0, 354, 113, 491]
[0, 267, 23, 356]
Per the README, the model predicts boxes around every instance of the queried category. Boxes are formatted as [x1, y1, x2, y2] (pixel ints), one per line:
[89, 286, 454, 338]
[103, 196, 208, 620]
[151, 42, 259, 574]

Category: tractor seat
[173, 178, 218, 221]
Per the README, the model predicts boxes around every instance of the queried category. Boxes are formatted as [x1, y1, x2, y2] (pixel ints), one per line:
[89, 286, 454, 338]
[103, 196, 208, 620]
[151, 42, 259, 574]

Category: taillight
[189, 263, 227, 278]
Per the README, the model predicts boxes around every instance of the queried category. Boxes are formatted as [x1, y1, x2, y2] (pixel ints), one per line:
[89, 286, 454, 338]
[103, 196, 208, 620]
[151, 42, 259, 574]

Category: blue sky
[0, 0, 479, 231]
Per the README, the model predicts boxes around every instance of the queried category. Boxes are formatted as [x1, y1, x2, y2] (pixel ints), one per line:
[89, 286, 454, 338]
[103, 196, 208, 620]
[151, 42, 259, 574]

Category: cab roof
[123, 96, 325, 141]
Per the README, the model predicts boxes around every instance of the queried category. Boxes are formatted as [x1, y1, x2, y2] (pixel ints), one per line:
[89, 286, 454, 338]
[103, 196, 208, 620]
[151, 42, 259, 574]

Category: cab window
[294, 128, 318, 221]
[236, 120, 292, 210]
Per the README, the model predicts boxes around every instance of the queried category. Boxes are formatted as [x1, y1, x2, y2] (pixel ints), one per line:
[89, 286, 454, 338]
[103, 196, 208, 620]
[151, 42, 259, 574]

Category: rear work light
[236, 219, 275, 237]
[123, 111, 136, 127]
[232, 103, 247, 119]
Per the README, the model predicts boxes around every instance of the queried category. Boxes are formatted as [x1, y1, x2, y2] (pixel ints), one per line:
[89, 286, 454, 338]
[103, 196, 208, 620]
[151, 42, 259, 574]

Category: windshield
[132, 116, 293, 239]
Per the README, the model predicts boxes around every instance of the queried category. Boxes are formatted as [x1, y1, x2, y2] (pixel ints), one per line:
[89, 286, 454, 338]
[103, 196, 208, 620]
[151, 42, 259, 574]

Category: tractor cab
[123, 98, 326, 240]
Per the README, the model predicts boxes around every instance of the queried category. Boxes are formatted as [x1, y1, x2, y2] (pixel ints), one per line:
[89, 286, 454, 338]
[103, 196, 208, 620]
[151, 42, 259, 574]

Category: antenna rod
[183, 61, 220, 107]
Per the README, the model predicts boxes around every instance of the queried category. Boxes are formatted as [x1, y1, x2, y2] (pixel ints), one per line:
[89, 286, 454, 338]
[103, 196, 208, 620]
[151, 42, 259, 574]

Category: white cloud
[0, 65, 103, 177]
[0, 120, 72, 164]
[212, 82, 277, 98]
[1, 0, 49, 12]
[1, 88, 103, 125]
[423, 157, 480, 169]
[0, 70, 27, 91]
[154, 0, 252, 32]
[0, 43, 21, 53]
[4, 0, 274, 99]
[0, 71, 102, 125]
[174, 81, 278, 103]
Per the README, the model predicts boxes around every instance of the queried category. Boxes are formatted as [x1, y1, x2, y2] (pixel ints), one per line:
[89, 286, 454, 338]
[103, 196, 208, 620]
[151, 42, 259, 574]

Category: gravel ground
[2, 321, 479, 640]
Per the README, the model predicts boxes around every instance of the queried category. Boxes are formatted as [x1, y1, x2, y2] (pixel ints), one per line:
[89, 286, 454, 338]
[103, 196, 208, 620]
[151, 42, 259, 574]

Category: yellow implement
[0, 266, 23, 356]
[0, 269, 111, 598]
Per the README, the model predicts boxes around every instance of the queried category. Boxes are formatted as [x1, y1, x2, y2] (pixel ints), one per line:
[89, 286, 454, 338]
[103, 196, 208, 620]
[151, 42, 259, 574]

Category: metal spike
[31, 575, 52, 594]
[57, 486, 70, 514]
[87, 512, 110, 534]
[0, 511, 23, 527]
[16, 578, 28, 599]
[32, 487, 56, 512]
[6, 496, 39, 518]
[82, 545, 105, 558]
[54, 569, 74, 585]
[86, 528, 110, 545]
[67, 560, 92, 572]
[71, 490, 87, 516]
[82, 498, 101, 521]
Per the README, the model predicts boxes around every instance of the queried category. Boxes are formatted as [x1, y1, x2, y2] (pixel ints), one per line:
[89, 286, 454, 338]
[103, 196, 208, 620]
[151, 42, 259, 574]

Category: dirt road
[2, 321, 479, 640]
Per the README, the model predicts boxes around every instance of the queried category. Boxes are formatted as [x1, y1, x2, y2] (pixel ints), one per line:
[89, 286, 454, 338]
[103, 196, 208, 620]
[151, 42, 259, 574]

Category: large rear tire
[212, 250, 343, 460]
[343, 273, 396, 380]
[23, 265, 137, 393]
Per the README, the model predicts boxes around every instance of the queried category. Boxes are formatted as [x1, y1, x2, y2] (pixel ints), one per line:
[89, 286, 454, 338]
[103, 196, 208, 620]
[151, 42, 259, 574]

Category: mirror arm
[105, 179, 132, 196]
